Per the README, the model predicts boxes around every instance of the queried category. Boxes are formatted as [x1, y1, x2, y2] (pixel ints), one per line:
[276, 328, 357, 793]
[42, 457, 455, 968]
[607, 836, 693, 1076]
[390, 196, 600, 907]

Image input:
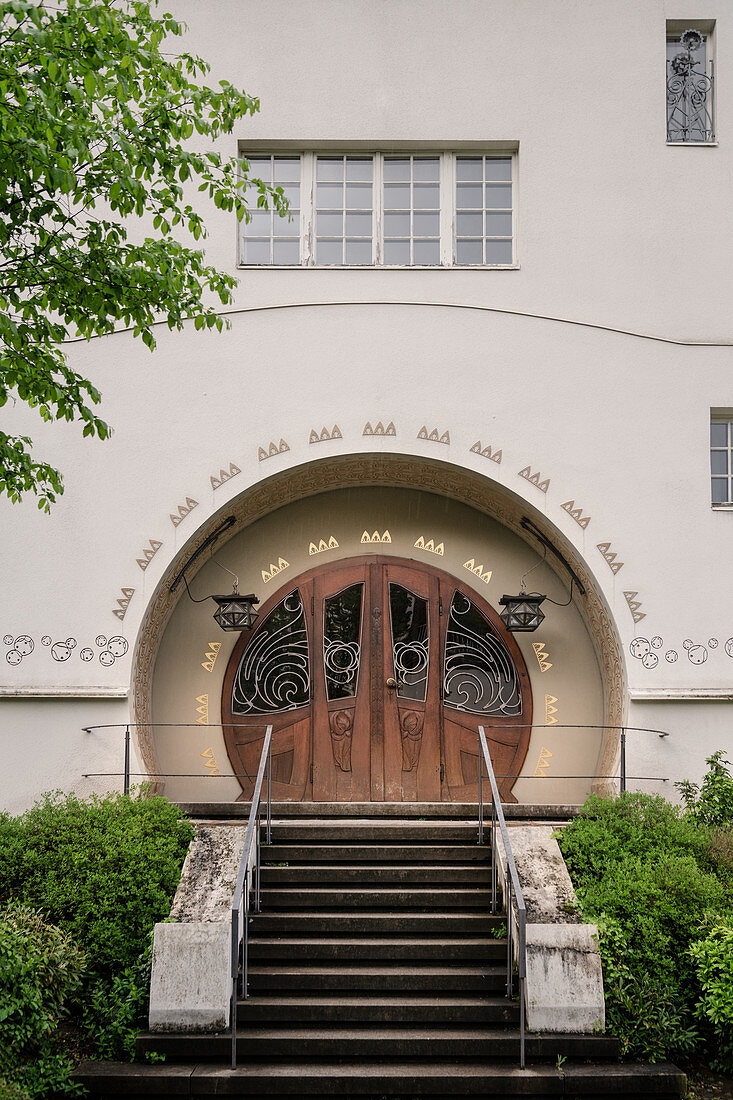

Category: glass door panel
[323, 583, 364, 700]
[388, 583, 429, 702]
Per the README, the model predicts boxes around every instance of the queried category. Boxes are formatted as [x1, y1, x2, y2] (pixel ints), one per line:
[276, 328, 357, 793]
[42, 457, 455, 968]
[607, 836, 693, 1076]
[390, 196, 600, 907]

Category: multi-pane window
[316, 157, 373, 265]
[383, 157, 441, 266]
[711, 418, 733, 504]
[240, 152, 515, 267]
[241, 156, 301, 265]
[455, 157, 513, 265]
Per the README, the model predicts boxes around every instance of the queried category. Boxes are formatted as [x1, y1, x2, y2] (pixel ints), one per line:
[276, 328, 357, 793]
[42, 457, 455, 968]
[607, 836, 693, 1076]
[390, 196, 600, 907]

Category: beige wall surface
[1, 0, 732, 811]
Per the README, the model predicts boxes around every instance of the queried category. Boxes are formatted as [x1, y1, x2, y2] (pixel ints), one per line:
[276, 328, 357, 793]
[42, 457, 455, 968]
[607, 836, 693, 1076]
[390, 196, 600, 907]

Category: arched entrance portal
[221, 556, 532, 803]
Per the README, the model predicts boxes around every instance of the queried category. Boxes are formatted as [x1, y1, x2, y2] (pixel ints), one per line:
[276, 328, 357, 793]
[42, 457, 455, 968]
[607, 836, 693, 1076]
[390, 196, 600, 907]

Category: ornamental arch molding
[130, 453, 626, 796]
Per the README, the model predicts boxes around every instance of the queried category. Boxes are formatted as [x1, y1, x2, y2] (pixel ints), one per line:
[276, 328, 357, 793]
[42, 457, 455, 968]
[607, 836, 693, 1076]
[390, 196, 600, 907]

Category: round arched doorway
[221, 555, 532, 803]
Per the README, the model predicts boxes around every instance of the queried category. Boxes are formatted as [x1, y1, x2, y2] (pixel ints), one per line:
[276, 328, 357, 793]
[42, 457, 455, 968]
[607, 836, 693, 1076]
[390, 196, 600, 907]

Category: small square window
[710, 414, 733, 505]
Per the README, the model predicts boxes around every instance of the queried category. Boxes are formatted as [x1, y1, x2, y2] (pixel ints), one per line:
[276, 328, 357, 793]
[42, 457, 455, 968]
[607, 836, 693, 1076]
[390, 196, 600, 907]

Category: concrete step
[138, 1026, 621, 1061]
[261, 843, 491, 863]
[249, 910, 501, 934]
[247, 936, 506, 962]
[235, 994, 520, 1024]
[180, 800, 581, 821]
[259, 886, 493, 909]
[74, 1058, 686, 1097]
[267, 822, 481, 843]
[260, 863, 491, 884]
[246, 964, 506, 993]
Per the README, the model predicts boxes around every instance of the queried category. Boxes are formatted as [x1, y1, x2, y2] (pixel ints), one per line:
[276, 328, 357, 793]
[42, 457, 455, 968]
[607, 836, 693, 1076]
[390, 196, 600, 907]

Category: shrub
[0, 789, 193, 976]
[689, 918, 733, 1073]
[0, 789, 193, 1080]
[0, 1079, 33, 1100]
[558, 788, 733, 1064]
[676, 750, 733, 828]
[0, 905, 86, 1097]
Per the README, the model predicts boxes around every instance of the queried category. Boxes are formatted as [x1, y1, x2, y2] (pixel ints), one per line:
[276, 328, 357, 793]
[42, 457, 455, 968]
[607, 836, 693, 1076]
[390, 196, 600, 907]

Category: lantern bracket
[169, 515, 236, 593]
[520, 517, 586, 596]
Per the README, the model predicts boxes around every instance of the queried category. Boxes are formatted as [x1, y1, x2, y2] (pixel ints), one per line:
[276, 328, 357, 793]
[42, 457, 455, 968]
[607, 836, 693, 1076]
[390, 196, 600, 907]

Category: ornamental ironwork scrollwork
[443, 591, 522, 716]
[389, 584, 429, 702]
[323, 583, 364, 701]
[400, 710, 424, 772]
[667, 29, 714, 143]
[329, 709, 353, 772]
[232, 590, 310, 714]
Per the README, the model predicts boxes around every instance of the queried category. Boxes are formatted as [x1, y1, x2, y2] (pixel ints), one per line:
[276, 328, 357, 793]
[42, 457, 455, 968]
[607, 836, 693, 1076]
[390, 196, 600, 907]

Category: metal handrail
[478, 725, 526, 1070]
[229, 724, 273, 1071]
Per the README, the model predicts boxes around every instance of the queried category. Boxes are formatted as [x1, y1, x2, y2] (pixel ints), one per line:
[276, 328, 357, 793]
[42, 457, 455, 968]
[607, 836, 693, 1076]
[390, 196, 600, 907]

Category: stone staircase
[75, 810, 686, 1098]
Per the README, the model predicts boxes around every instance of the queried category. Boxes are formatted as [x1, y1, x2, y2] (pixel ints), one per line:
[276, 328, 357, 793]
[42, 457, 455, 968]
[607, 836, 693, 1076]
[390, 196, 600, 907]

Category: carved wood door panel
[381, 561, 442, 802]
[222, 556, 531, 803]
[438, 584, 532, 803]
[222, 583, 314, 802]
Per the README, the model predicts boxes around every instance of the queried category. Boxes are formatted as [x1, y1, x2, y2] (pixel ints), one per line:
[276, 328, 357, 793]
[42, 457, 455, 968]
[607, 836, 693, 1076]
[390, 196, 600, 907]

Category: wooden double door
[222, 556, 532, 803]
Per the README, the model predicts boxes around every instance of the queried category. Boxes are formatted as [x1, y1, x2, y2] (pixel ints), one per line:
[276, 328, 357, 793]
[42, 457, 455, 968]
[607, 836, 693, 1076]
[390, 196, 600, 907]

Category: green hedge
[0, 790, 193, 1095]
[558, 759, 733, 1068]
[0, 905, 85, 1097]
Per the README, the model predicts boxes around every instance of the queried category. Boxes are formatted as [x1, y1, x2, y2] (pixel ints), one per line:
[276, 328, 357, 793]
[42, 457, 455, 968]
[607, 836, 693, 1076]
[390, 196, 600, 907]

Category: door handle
[386, 677, 398, 689]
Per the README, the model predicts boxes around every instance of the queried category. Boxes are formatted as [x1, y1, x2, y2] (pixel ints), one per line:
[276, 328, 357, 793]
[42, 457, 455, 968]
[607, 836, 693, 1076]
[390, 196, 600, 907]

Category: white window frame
[238, 150, 517, 269]
[710, 410, 733, 508]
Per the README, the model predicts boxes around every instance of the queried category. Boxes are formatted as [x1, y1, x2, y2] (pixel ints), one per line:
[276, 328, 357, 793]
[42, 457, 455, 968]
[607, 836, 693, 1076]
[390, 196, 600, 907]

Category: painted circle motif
[630, 637, 650, 659]
[41, 635, 52, 646]
[683, 639, 693, 651]
[665, 650, 678, 663]
[65, 637, 77, 650]
[725, 638, 733, 657]
[80, 648, 94, 662]
[6, 650, 21, 666]
[107, 636, 129, 658]
[688, 645, 708, 665]
[51, 643, 71, 662]
[95, 635, 107, 648]
[642, 652, 658, 670]
[99, 651, 115, 667]
[651, 636, 663, 649]
[14, 635, 34, 656]
[3, 635, 13, 646]
[708, 638, 718, 649]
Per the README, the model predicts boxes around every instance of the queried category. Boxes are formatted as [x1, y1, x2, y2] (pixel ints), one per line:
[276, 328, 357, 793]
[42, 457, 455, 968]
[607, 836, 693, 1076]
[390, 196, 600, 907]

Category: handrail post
[267, 733, 272, 844]
[620, 727, 627, 793]
[506, 866, 513, 998]
[255, 814, 261, 913]
[123, 724, 130, 796]
[519, 911, 526, 1070]
[491, 794, 497, 915]
[230, 906, 239, 1070]
[478, 740, 484, 845]
[243, 868, 249, 999]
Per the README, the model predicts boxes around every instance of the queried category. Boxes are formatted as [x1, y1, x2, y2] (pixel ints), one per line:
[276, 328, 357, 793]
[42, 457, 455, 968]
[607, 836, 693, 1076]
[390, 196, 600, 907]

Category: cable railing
[81, 721, 672, 799]
[478, 725, 526, 1069]
[229, 724, 272, 1071]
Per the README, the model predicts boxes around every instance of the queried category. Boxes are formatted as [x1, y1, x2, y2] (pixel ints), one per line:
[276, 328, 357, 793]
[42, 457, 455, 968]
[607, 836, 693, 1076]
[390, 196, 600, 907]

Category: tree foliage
[0, 0, 285, 509]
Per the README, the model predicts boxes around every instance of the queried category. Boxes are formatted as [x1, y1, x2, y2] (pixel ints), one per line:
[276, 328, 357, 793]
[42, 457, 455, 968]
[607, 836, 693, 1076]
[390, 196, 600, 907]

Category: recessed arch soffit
[131, 452, 627, 790]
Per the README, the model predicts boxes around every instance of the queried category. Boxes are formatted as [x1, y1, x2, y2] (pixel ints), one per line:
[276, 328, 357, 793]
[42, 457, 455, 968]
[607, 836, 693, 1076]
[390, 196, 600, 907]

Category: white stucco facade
[1, 0, 732, 812]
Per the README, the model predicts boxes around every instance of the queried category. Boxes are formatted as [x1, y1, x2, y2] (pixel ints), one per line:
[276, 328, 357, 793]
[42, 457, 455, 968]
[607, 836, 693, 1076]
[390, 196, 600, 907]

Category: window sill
[237, 264, 521, 271]
[711, 503, 733, 510]
[666, 140, 718, 146]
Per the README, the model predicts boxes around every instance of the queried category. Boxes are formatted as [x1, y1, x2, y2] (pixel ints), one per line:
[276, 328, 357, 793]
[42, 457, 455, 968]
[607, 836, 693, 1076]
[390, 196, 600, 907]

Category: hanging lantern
[211, 591, 260, 631]
[499, 592, 546, 632]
